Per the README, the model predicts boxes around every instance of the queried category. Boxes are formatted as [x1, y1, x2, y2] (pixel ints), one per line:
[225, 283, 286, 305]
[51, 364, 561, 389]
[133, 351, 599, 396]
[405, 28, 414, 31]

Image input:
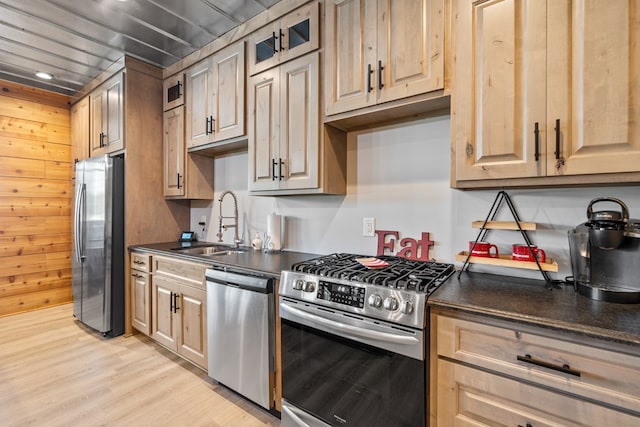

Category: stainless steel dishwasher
[205, 267, 275, 410]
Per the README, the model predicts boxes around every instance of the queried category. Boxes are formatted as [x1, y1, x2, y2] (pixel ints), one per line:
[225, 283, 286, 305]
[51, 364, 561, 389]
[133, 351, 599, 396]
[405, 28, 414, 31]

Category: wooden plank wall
[0, 80, 72, 316]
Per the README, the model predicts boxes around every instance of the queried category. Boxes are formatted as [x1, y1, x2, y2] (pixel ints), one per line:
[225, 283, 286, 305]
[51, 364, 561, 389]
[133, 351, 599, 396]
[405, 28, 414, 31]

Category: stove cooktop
[280, 253, 455, 328]
[291, 253, 454, 293]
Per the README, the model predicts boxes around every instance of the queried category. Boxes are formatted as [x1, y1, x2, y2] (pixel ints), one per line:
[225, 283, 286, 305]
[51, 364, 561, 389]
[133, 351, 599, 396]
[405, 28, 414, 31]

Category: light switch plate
[363, 218, 375, 237]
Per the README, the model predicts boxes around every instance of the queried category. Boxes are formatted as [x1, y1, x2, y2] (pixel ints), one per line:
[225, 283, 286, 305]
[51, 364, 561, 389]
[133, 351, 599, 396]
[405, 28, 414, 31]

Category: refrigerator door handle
[74, 183, 86, 262]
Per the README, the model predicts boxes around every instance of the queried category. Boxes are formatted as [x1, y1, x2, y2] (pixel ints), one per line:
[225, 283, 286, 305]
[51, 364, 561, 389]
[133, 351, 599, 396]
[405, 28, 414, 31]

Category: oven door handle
[282, 401, 332, 427]
[280, 303, 419, 346]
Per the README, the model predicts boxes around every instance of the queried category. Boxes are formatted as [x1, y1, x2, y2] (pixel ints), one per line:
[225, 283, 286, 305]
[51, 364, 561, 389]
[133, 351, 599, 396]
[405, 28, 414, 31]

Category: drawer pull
[517, 354, 581, 377]
[518, 424, 533, 427]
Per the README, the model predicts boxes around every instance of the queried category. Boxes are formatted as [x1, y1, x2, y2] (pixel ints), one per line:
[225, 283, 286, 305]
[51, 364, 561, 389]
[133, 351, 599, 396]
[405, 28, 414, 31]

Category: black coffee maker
[568, 197, 640, 303]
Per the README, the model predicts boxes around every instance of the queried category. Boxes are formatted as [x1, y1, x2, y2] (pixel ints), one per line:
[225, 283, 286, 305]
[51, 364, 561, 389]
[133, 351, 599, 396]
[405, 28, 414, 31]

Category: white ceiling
[0, 0, 282, 96]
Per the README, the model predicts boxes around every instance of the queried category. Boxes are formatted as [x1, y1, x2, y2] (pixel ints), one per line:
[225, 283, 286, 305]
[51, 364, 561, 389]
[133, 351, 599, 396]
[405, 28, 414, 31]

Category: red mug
[512, 244, 546, 263]
[469, 241, 499, 258]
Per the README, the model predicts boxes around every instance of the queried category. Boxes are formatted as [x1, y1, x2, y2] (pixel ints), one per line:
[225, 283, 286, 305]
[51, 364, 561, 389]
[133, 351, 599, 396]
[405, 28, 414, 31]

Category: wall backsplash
[191, 114, 640, 281]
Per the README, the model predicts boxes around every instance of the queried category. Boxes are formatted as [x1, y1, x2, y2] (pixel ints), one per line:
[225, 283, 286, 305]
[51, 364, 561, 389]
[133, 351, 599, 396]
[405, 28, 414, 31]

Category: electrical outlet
[363, 218, 375, 237]
[198, 216, 206, 238]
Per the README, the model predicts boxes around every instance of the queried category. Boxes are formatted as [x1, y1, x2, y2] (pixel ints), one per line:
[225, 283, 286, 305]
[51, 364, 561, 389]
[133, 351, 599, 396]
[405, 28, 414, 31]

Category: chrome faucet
[216, 191, 242, 247]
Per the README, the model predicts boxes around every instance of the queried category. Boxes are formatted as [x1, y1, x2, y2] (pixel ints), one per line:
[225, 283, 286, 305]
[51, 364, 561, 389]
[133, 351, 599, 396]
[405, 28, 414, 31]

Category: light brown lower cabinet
[131, 269, 151, 335]
[130, 251, 151, 336]
[151, 274, 207, 370]
[128, 254, 209, 371]
[431, 310, 640, 426]
[437, 359, 639, 426]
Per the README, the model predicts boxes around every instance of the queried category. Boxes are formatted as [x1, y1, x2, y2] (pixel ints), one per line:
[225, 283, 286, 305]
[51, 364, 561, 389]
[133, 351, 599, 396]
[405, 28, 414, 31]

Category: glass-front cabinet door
[248, 2, 319, 76]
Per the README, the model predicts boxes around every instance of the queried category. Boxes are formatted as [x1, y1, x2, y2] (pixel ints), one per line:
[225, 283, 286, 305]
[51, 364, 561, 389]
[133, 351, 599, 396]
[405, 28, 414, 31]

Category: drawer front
[152, 255, 207, 289]
[130, 251, 151, 272]
[435, 314, 640, 415]
[437, 359, 640, 426]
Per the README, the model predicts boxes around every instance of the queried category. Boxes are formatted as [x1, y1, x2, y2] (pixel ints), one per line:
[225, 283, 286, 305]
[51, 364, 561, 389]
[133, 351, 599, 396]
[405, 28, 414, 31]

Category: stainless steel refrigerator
[72, 154, 125, 337]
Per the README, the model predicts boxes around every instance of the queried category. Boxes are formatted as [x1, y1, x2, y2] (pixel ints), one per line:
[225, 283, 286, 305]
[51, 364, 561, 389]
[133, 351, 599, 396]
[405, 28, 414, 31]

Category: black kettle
[585, 197, 629, 250]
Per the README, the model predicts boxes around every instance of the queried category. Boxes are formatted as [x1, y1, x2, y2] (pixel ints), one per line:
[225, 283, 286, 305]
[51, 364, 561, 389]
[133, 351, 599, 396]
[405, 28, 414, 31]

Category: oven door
[280, 297, 426, 427]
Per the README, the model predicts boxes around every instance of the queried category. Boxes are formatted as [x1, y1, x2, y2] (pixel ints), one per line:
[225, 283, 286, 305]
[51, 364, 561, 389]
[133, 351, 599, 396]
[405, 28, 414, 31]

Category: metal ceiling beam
[200, 0, 242, 25]
[0, 0, 285, 95]
[42, 0, 181, 66]
[145, 0, 219, 38]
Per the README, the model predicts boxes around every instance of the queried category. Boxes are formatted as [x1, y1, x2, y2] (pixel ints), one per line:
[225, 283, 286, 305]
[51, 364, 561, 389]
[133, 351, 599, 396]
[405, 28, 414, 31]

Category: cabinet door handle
[534, 122, 540, 162]
[272, 158, 277, 181]
[367, 64, 373, 93]
[173, 293, 180, 313]
[378, 60, 384, 90]
[518, 424, 533, 427]
[279, 158, 284, 180]
[554, 118, 561, 160]
[272, 31, 279, 53]
[177, 81, 182, 98]
[205, 117, 210, 135]
[177, 173, 182, 189]
[517, 354, 581, 377]
[169, 291, 174, 313]
[99, 132, 104, 147]
[279, 28, 285, 52]
[210, 116, 215, 134]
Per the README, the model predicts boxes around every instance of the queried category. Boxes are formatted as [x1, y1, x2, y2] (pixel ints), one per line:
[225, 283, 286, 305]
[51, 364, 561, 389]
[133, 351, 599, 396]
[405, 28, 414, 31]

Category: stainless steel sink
[172, 246, 248, 256]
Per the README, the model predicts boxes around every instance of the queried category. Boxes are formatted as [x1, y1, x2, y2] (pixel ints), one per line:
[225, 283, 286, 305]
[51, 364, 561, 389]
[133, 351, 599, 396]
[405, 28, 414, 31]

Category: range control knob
[400, 300, 414, 314]
[303, 281, 315, 293]
[368, 294, 383, 308]
[293, 279, 304, 291]
[383, 297, 399, 311]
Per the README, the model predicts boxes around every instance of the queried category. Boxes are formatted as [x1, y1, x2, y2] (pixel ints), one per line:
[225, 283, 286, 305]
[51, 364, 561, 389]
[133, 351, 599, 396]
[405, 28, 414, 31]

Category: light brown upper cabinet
[163, 105, 214, 200]
[71, 96, 90, 163]
[89, 72, 124, 157]
[185, 41, 245, 150]
[324, 0, 445, 116]
[248, 2, 319, 76]
[163, 106, 186, 197]
[249, 52, 347, 195]
[163, 73, 184, 111]
[453, 0, 640, 187]
[249, 52, 319, 192]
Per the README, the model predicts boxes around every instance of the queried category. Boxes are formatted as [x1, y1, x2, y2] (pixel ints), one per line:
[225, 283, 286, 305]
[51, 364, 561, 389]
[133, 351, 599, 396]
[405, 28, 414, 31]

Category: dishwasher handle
[205, 268, 274, 293]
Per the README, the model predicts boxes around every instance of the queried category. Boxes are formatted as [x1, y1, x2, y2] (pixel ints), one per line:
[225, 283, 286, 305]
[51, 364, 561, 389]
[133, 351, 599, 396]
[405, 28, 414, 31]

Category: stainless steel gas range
[279, 253, 454, 427]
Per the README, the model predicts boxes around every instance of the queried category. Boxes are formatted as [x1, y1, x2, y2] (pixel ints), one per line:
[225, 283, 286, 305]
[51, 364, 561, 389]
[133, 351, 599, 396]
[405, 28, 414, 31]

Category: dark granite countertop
[129, 241, 320, 278]
[429, 271, 640, 348]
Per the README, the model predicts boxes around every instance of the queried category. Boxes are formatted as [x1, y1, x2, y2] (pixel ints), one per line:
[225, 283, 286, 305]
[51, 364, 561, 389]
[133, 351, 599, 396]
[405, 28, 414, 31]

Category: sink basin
[172, 246, 248, 256]
[207, 249, 249, 256]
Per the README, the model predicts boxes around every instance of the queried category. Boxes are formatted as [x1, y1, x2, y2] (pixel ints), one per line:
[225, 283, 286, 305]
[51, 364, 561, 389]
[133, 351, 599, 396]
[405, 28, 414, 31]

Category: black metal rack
[458, 191, 552, 283]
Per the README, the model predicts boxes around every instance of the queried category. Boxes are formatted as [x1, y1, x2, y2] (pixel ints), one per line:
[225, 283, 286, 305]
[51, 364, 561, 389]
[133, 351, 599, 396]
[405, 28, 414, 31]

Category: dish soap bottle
[251, 232, 263, 251]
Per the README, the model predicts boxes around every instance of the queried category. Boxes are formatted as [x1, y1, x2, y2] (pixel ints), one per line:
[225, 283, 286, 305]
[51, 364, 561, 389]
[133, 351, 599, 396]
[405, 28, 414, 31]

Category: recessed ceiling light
[36, 72, 54, 80]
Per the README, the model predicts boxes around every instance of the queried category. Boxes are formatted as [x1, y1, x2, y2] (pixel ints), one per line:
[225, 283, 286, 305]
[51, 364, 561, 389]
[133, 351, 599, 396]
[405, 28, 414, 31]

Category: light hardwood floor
[0, 303, 281, 427]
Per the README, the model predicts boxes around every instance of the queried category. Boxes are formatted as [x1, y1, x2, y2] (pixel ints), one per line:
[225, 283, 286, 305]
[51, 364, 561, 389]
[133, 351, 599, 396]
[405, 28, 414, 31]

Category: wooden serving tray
[455, 251, 559, 272]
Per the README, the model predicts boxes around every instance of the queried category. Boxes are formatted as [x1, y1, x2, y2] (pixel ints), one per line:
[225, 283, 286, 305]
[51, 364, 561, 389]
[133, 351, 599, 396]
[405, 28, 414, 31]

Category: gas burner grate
[291, 253, 454, 293]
